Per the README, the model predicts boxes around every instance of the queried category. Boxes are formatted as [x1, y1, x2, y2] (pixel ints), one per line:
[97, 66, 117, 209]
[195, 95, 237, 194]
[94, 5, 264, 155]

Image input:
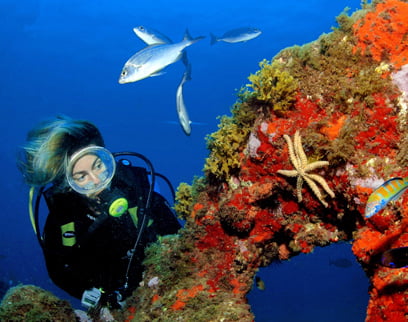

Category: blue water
[0, 0, 368, 320]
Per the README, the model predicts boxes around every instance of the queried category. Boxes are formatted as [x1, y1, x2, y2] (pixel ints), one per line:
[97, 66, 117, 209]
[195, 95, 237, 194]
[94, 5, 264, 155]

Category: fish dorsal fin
[183, 29, 193, 41]
[382, 177, 404, 186]
[381, 177, 406, 201]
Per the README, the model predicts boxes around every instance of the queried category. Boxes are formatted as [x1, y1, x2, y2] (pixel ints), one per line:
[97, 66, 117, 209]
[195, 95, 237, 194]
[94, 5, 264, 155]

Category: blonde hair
[18, 115, 104, 187]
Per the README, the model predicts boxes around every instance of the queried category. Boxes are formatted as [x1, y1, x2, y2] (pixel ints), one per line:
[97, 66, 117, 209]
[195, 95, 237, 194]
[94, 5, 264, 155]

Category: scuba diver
[17, 116, 181, 309]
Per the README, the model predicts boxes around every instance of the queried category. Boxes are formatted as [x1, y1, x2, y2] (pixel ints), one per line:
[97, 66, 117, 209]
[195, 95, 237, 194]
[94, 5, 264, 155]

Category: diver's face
[66, 146, 116, 196]
[71, 154, 108, 193]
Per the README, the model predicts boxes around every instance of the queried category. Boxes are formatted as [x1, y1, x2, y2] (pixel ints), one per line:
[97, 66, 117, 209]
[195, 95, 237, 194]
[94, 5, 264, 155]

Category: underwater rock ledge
[2, 1, 408, 321]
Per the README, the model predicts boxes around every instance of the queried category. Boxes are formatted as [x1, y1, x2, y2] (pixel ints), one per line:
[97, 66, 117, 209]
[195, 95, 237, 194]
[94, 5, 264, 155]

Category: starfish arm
[279, 131, 333, 207]
[304, 161, 329, 172]
[306, 173, 335, 198]
[294, 131, 308, 167]
[304, 176, 329, 207]
[296, 176, 304, 202]
[277, 169, 299, 177]
[283, 134, 301, 171]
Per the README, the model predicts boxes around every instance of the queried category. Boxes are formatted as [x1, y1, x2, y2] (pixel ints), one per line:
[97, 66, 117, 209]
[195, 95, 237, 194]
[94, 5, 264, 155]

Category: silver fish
[119, 30, 203, 84]
[176, 63, 192, 135]
[133, 25, 172, 45]
[133, 27, 190, 68]
[210, 27, 261, 45]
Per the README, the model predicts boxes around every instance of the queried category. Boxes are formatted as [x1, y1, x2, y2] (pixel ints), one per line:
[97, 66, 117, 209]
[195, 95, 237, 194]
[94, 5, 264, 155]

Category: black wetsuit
[41, 162, 181, 303]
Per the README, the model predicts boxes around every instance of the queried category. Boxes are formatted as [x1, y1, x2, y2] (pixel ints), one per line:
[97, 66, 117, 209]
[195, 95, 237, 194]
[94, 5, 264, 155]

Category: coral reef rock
[0, 285, 76, 321]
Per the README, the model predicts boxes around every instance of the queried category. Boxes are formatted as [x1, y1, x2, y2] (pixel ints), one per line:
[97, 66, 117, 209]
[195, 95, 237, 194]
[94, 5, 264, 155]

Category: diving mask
[66, 146, 116, 195]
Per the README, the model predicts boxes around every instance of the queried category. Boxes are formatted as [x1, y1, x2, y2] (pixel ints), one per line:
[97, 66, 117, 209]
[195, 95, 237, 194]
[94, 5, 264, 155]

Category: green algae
[142, 234, 195, 289]
[174, 176, 208, 220]
[127, 231, 254, 322]
[203, 94, 260, 182]
[247, 59, 299, 112]
[174, 182, 193, 220]
[0, 285, 76, 321]
[204, 115, 247, 181]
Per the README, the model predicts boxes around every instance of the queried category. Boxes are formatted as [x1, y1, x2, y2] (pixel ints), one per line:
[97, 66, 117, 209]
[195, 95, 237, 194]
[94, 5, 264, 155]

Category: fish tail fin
[192, 35, 205, 43]
[181, 51, 190, 68]
[210, 33, 218, 45]
[180, 63, 192, 84]
[185, 63, 192, 82]
[183, 29, 205, 43]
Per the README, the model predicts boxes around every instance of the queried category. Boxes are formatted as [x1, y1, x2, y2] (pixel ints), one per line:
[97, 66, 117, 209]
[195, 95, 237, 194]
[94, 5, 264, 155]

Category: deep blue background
[1, 0, 369, 320]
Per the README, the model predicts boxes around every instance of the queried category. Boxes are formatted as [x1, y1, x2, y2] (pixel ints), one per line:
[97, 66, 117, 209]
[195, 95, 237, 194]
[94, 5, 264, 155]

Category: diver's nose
[89, 172, 101, 184]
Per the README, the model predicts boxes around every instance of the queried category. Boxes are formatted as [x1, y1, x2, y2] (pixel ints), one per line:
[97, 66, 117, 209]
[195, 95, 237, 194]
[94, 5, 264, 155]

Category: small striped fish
[365, 177, 408, 218]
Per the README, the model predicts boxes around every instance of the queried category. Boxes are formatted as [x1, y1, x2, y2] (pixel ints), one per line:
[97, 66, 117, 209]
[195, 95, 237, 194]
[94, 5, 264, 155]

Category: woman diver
[17, 115, 181, 309]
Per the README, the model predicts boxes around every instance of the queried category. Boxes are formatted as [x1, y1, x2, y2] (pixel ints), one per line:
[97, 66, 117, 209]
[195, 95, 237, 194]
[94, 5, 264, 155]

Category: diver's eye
[95, 161, 102, 170]
[93, 159, 106, 173]
[73, 173, 87, 183]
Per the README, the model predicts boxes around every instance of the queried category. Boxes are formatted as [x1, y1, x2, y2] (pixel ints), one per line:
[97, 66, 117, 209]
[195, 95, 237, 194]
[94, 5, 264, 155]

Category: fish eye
[138, 26, 144, 31]
[121, 70, 127, 76]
